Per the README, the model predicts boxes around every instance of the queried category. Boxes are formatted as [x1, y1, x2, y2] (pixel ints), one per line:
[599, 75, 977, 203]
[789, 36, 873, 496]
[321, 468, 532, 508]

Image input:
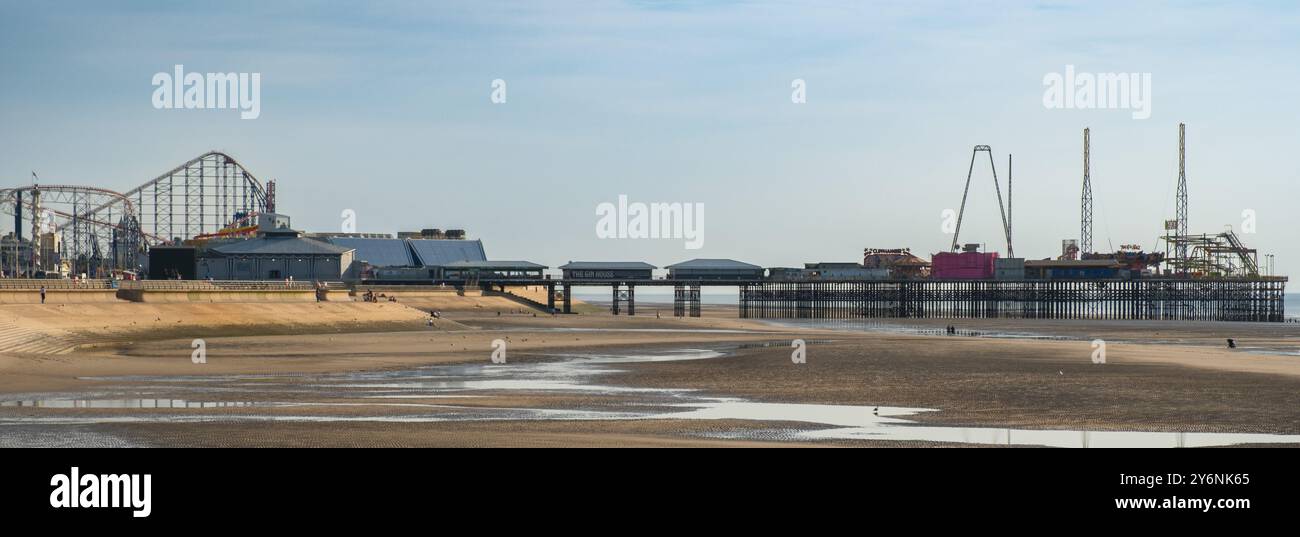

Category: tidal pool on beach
[2, 345, 1298, 447]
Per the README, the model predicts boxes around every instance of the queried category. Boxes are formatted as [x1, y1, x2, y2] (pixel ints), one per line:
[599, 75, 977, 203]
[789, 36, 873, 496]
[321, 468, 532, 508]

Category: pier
[420, 276, 1291, 322]
[738, 279, 1287, 322]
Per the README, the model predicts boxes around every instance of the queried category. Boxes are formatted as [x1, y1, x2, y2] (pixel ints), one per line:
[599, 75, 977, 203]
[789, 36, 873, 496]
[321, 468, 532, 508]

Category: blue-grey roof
[665, 258, 762, 270]
[323, 238, 487, 267]
[559, 261, 656, 270]
[445, 260, 547, 269]
[408, 239, 487, 266]
[326, 238, 414, 267]
[211, 236, 353, 256]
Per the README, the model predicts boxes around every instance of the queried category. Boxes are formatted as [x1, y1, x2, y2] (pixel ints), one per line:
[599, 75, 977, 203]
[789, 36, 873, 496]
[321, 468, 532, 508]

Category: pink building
[931, 250, 999, 279]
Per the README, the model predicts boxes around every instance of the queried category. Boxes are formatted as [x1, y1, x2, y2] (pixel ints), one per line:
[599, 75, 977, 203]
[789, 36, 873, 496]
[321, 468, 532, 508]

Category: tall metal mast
[1175, 123, 1188, 270]
[1081, 128, 1093, 254]
[31, 184, 41, 275]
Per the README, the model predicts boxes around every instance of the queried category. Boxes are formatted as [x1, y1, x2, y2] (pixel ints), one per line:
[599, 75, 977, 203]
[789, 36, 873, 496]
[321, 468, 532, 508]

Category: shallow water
[765, 319, 1300, 356]
[0, 399, 257, 409]
[761, 319, 1072, 341]
[661, 401, 1300, 447]
[2, 345, 1297, 447]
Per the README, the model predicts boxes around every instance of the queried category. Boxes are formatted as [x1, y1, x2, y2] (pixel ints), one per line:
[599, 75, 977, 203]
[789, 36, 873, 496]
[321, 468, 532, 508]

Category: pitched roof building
[558, 261, 656, 280]
[199, 218, 356, 281]
[665, 258, 764, 280]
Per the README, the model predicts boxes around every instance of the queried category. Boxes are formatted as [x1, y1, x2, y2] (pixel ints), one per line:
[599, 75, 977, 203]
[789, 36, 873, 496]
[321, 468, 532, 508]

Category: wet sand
[2, 300, 1299, 447]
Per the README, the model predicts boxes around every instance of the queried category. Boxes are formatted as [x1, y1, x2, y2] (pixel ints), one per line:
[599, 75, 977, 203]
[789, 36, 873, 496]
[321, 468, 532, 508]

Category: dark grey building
[148, 245, 197, 280]
[767, 263, 889, 281]
[559, 261, 655, 280]
[665, 258, 764, 280]
[198, 227, 355, 281]
[443, 260, 546, 280]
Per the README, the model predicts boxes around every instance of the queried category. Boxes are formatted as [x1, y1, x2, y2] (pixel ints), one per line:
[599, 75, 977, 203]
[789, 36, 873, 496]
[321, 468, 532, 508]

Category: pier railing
[0, 279, 114, 290]
[118, 280, 318, 291]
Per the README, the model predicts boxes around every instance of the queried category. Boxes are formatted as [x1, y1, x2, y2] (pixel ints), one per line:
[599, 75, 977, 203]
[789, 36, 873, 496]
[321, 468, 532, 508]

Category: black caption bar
[2, 447, 1292, 527]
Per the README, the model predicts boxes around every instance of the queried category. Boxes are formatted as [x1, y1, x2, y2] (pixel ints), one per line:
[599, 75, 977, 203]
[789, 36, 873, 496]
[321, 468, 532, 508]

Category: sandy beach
[2, 295, 1299, 447]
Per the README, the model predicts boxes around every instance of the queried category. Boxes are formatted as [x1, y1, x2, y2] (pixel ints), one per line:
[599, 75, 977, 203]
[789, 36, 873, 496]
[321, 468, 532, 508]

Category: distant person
[1227, 338, 1236, 349]
[39, 285, 46, 304]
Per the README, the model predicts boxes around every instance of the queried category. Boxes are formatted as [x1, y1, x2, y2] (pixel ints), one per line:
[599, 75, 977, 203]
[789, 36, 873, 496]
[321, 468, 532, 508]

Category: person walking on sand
[40, 285, 46, 304]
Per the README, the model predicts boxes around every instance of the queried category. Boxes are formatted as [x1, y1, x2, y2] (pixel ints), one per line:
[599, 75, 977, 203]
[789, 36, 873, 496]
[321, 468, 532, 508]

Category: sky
[1, 0, 1297, 275]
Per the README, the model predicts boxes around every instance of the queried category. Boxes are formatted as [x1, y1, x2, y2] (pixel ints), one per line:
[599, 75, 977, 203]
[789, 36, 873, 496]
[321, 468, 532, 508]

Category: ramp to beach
[354, 286, 532, 313]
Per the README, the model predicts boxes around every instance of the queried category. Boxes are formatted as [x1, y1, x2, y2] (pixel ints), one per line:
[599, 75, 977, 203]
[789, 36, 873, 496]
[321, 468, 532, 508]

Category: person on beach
[40, 285, 46, 304]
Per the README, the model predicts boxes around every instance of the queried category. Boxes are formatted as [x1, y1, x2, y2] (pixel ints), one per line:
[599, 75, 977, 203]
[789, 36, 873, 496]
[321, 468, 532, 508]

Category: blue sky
[2, 1, 1297, 274]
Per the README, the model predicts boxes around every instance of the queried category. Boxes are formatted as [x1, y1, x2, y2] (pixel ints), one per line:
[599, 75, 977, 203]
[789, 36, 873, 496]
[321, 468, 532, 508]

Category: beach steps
[484, 288, 551, 312]
[0, 319, 78, 355]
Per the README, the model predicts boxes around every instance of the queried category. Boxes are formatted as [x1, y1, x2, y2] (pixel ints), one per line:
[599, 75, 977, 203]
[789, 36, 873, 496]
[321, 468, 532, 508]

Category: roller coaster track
[83, 151, 270, 243]
[0, 185, 151, 274]
[1219, 230, 1260, 276]
[2, 151, 270, 275]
